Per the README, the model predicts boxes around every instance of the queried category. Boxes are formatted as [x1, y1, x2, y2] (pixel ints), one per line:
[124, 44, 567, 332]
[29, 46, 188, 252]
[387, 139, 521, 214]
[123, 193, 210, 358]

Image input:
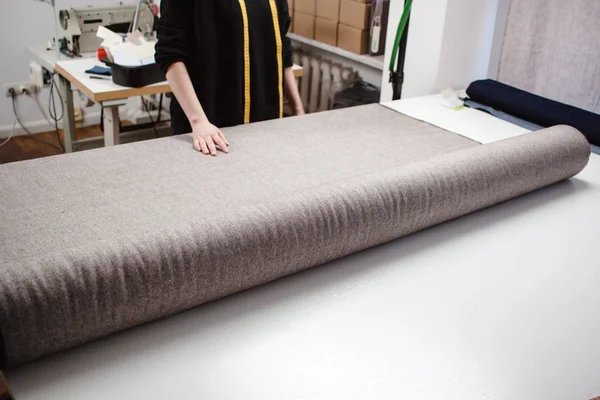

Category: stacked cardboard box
[293, 0, 387, 56]
[338, 0, 372, 54]
[293, 0, 316, 39]
[315, 0, 341, 46]
[288, 0, 295, 32]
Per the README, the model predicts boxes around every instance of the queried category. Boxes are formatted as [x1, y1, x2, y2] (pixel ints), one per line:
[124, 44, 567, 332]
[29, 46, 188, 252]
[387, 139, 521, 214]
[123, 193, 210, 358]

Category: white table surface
[382, 94, 532, 143]
[6, 98, 600, 400]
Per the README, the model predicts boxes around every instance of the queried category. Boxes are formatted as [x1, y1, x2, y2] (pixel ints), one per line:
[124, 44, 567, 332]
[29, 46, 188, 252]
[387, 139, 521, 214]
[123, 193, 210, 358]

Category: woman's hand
[191, 120, 229, 156]
[164, 63, 227, 155]
[293, 105, 305, 116]
[283, 67, 305, 117]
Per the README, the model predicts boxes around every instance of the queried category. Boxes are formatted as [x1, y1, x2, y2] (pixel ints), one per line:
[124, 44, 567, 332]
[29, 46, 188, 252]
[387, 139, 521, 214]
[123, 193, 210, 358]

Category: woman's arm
[165, 63, 228, 155]
[284, 67, 305, 115]
[278, 0, 305, 116]
[156, 0, 227, 155]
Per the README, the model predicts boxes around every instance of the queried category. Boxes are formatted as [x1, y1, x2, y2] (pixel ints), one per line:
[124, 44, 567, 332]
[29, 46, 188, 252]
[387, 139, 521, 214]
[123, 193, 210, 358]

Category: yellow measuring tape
[237, 0, 251, 123]
[267, 0, 284, 119]
[238, 0, 284, 122]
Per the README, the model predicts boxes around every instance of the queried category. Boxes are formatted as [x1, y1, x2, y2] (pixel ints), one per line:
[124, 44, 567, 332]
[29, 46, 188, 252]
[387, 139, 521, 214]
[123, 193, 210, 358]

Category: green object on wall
[389, 0, 413, 72]
[389, 0, 414, 100]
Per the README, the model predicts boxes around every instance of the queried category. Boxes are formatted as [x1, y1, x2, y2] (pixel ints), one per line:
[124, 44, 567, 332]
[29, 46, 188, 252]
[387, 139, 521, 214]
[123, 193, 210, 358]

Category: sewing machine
[58, 2, 156, 56]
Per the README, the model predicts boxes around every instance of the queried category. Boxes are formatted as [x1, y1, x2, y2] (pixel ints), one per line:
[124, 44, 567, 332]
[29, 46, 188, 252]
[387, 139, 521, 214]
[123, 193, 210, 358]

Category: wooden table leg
[59, 75, 76, 153]
[103, 105, 120, 147]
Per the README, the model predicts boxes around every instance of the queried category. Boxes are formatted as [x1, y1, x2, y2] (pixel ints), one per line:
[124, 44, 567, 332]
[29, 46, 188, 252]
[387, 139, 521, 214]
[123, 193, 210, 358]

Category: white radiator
[292, 50, 358, 114]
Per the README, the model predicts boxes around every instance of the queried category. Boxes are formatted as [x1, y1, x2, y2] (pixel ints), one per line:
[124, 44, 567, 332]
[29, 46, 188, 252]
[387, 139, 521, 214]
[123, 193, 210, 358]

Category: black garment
[156, 0, 293, 134]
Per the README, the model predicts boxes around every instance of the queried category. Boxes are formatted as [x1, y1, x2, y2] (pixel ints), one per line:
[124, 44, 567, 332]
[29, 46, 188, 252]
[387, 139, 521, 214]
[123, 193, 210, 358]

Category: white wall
[380, 0, 509, 101]
[486, 0, 510, 80]
[0, 0, 143, 138]
[380, 0, 448, 101]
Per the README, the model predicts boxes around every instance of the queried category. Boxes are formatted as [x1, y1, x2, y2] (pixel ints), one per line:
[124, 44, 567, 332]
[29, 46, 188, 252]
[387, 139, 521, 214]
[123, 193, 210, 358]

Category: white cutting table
[4, 96, 600, 400]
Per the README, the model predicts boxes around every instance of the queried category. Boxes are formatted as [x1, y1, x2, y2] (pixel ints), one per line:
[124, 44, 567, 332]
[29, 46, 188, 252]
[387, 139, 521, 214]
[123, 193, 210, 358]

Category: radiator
[292, 50, 358, 114]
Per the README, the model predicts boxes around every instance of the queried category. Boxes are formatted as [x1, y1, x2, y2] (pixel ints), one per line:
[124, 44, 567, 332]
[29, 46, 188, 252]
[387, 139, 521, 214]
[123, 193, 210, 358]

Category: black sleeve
[155, 0, 195, 74]
[278, 0, 293, 68]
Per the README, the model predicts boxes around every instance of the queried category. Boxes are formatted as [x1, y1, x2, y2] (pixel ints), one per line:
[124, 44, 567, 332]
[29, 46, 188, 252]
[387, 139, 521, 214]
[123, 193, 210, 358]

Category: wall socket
[4, 82, 39, 97]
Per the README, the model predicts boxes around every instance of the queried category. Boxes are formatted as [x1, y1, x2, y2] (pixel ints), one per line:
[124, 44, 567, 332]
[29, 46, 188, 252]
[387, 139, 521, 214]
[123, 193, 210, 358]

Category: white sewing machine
[57, 2, 156, 56]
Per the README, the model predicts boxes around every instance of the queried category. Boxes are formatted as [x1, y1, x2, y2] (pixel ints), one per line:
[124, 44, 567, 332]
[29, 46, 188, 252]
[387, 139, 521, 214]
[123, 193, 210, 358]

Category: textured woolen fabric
[0, 105, 590, 368]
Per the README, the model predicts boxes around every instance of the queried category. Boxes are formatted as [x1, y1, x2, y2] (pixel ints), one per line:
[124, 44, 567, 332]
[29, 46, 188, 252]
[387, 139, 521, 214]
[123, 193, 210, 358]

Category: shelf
[288, 33, 385, 71]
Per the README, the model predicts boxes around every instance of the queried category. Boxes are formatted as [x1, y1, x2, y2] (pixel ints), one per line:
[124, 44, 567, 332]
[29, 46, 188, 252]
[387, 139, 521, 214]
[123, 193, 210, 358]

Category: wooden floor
[0, 126, 102, 164]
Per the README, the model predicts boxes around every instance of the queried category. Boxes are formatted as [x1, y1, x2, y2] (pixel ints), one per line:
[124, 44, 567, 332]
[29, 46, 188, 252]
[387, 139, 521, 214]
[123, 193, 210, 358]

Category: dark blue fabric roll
[466, 79, 600, 145]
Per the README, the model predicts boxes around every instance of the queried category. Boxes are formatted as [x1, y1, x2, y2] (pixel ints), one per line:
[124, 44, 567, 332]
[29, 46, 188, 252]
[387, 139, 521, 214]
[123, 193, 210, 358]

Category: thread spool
[97, 48, 107, 61]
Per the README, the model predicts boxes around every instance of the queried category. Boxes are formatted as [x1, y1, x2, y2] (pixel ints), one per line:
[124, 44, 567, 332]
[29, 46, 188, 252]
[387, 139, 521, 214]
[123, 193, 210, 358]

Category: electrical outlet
[4, 82, 39, 97]
[20, 82, 39, 95]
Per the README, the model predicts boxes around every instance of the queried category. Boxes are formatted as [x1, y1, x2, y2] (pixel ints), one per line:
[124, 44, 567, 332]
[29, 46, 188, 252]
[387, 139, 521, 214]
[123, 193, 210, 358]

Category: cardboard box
[287, 0, 295, 32]
[295, 0, 316, 15]
[316, 0, 341, 21]
[339, 0, 371, 30]
[315, 17, 338, 46]
[294, 11, 316, 39]
[337, 23, 369, 54]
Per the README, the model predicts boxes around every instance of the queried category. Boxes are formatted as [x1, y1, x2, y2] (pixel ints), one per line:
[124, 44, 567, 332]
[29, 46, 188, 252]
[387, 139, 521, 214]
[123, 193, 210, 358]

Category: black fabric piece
[466, 79, 600, 145]
[155, 0, 292, 134]
[332, 81, 381, 109]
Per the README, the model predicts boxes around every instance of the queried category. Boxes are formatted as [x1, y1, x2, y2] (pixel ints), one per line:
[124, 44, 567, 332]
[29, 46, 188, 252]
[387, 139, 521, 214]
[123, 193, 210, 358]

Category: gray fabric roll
[0, 105, 590, 368]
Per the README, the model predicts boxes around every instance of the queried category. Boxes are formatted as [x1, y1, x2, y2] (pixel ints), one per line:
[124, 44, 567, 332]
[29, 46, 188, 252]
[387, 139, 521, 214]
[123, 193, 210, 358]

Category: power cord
[48, 73, 65, 152]
[141, 96, 160, 138]
[0, 120, 16, 149]
[156, 93, 164, 123]
[10, 91, 63, 152]
[33, 95, 53, 126]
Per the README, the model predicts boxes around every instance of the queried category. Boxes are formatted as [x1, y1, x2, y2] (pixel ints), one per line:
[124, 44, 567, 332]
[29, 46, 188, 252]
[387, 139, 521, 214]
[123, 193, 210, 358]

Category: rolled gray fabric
[0, 105, 590, 368]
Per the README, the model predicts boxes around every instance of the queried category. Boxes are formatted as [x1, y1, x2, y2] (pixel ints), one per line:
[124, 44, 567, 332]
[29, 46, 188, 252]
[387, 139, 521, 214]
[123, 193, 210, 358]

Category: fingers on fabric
[218, 130, 230, 146]
[199, 138, 210, 155]
[213, 134, 229, 154]
[206, 137, 217, 156]
[193, 138, 201, 152]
